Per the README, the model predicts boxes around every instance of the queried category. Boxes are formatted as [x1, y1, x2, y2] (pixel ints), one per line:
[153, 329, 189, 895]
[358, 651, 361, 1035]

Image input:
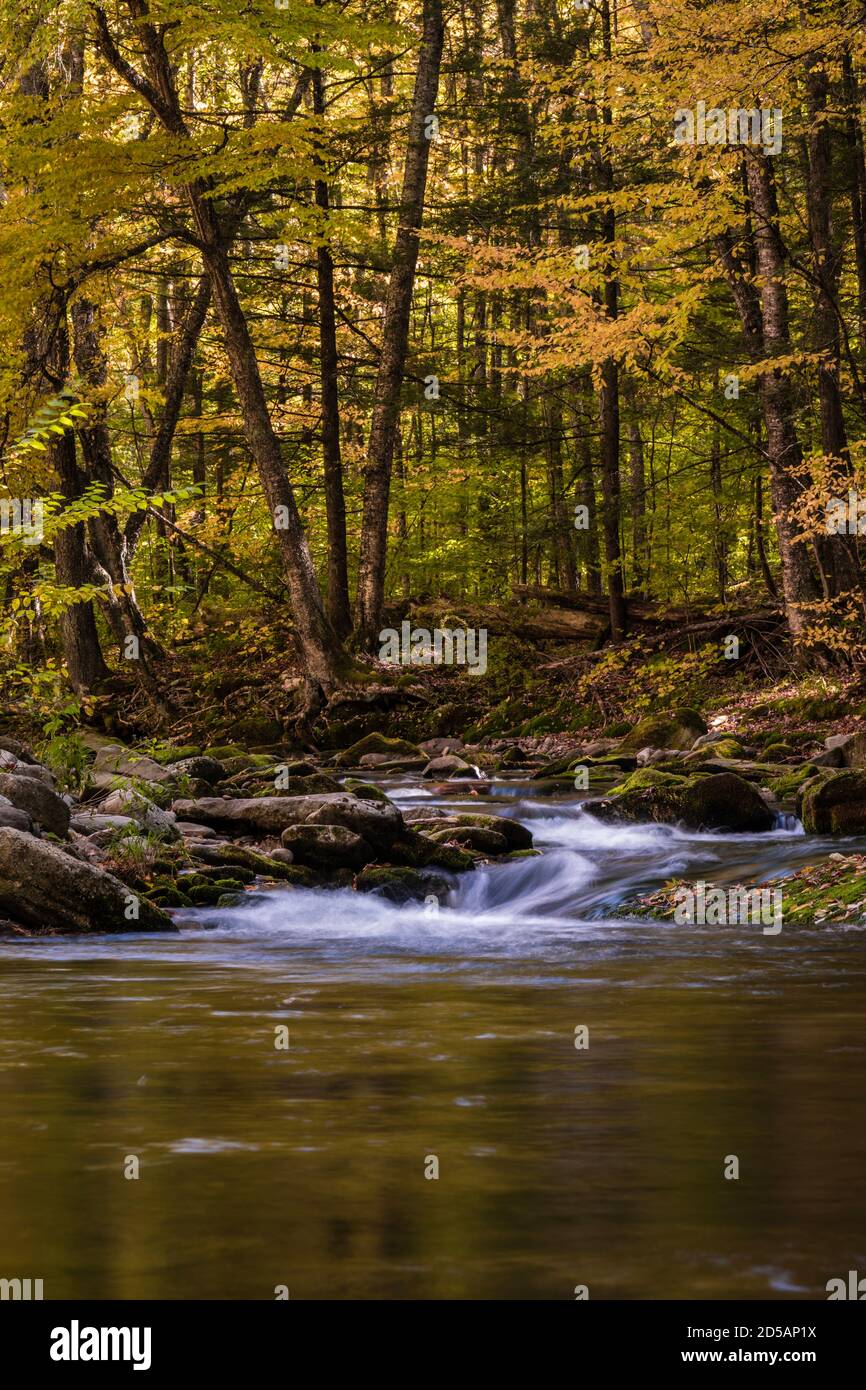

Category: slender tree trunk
[598, 0, 626, 637]
[312, 59, 352, 638]
[93, 12, 344, 698]
[356, 0, 445, 645]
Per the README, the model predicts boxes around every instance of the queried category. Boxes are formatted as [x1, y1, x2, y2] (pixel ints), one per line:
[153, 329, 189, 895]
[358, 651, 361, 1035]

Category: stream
[2, 775, 866, 1299]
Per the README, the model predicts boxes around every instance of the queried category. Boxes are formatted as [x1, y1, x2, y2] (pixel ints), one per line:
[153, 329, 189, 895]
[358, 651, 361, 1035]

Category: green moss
[613, 768, 686, 794]
[334, 733, 421, 767]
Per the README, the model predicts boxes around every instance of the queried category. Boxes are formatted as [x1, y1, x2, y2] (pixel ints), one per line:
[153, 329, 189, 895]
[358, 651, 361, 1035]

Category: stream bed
[2, 777, 866, 1299]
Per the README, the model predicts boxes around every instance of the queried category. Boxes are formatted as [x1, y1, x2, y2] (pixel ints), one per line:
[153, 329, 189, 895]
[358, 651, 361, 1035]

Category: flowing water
[2, 776, 866, 1300]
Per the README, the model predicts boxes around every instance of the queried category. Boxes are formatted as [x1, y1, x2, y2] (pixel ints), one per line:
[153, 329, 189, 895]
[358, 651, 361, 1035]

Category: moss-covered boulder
[798, 770, 866, 834]
[612, 768, 686, 794]
[354, 865, 452, 904]
[425, 825, 509, 855]
[585, 771, 774, 833]
[618, 707, 708, 753]
[334, 733, 421, 768]
[682, 737, 745, 764]
[280, 823, 375, 871]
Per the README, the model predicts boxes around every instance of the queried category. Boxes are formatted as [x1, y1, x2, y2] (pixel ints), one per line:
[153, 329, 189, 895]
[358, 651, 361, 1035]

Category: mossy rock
[762, 741, 797, 763]
[150, 744, 202, 765]
[389, 829, 476, 872]
[769, 764, 820, 801]
[683, 737, 745, 764]
[585, 771, 774, 833]
[147, 886, 192, 908]
[618, 707, 707, 753]
[798, 770, 866, 834]
[334, 733, 421, 768]
[204, 744, 249, 761]
[216, 892, 248, 908]
[342, 779, 392, 804]
[613, 768, 686, 794]
[231, 717, 283, 745]
[257, 773, 340, 796]
[355, 865, 451, 904]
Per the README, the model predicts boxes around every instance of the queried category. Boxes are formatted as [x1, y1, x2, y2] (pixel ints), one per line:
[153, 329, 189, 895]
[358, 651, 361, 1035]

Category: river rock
[97, 788, 180, 839]
[334, 733, 421, 768]
[825, 733, 866, 768]
[167, 756, 226, 784]
[422, 754, 472, 778]
[618, 707, 708, 754]
[170, 791, 403, 848]
[0, 737, 39, 764]
[0, 773, 70, 836]
[71, 812, 137, 834]
[355, 865, 452, 904]
[425, 825, 509, 855]
[418, 737, 464, 756]
[93, 745, 175, 785]
[798, 770, 866, 834]
[0, 827, 174, 934]
[584, 771, 774, 833]
[280, 823, 374, 871]
[0, 798, 32, 832]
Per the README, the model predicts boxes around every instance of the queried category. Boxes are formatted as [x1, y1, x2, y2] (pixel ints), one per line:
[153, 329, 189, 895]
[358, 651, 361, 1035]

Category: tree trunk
[312, 59, 352, 638]
[355, 0, 445, 645]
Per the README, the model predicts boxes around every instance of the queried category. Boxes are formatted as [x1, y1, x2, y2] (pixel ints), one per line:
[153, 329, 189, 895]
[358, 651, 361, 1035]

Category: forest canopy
[2, 0, 866, 736]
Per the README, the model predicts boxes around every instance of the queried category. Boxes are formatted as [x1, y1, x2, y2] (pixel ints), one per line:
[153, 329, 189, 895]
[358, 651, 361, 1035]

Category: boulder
[406, 810, 533, 851]
[0, 773, 70, 836]
[280, 823, 374, 870]
[167, 756, 226, 784]
[584, 771, 775, 833]
[97, 788, 180, 840]
[618, 707, 708, 754]
[0, 750, 55, 782]
[418, 737, 465, 756]
[334, 733, 421, 768]
[825, 733, 866, 769]
[355, 865, 452, 904]
[93, 745, 175, 785]
[0, 827, 175, 934]
[422, 754, 473, 779]
[425, 825, 509, 855]
[71, 812, 137, 834]
[170, 791, 403, 849]
[0, 737, 39, 764]
[798, 770, 866, 834]
[0, 798, 32, 832]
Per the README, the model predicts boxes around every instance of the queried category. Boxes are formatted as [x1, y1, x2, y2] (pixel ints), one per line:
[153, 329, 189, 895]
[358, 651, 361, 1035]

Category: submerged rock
[0, 827, 174, 935]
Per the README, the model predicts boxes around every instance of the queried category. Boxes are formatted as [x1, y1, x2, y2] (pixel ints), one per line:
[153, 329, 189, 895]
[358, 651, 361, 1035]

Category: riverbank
[5, 696, 866, 933]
